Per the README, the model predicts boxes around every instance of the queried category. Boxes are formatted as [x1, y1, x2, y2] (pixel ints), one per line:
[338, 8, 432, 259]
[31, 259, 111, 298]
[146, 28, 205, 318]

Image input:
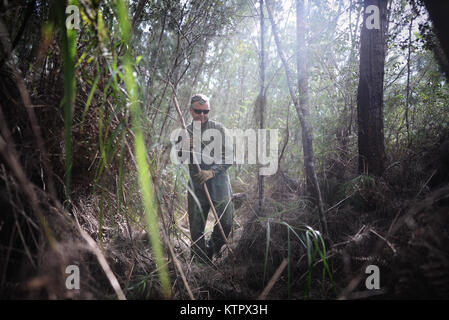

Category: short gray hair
[190, 94, 209, 107]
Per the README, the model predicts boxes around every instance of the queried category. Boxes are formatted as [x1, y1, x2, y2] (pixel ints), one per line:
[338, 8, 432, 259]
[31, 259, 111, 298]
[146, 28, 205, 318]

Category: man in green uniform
[186, 94, 234, 264]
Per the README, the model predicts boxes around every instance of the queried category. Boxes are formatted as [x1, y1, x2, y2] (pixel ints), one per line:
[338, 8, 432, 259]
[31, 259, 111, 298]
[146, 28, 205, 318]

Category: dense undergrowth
[2, 84, 448, 299]
[1, 0, 449, 300]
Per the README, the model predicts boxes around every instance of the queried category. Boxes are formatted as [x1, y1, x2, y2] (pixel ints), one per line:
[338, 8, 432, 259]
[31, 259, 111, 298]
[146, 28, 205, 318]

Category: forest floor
[51, 143, 449, 300]
[2, 136, 449, 300]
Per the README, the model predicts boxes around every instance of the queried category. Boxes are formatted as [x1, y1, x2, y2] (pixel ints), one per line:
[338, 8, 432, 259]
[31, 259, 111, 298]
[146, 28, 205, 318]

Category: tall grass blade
[59, 0, 78, 206]
[304, 230, 312, 298]
[80, 65, 100, 134]
[115, 0, 171, 299]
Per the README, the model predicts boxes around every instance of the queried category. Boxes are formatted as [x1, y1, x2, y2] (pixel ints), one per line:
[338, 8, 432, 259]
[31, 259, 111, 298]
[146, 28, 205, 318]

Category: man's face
[190, 101, 210, 124]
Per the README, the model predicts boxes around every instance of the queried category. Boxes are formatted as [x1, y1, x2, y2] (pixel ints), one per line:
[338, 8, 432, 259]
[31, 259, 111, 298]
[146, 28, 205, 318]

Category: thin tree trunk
[295, 0, 327, 235]
[296, 0, 312, 195]
[132, 0, 148, 28]
[278, 103, 290, 165]
[258, 0, 266, 213]
[266, 0, 328, 236]
[405, 16, 414, 145]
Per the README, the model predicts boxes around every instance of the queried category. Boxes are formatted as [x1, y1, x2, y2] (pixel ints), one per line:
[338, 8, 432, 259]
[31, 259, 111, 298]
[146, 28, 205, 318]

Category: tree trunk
[296, 0, 314, 196]
[422, 0, 449, 82]
[267, 0, 328, 236]
[258, 0, 266, 213]
[132, 0, 148, 29]
[357, 0, 388, 176]
[405, 15, 414, 145]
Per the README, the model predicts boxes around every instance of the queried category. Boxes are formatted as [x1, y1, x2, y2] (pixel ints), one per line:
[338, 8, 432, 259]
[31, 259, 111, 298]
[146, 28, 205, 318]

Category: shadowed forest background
[1, 0, 449, 300]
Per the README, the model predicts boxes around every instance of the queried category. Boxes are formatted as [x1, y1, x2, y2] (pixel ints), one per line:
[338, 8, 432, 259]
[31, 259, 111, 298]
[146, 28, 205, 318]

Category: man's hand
[195, 170, 215, 184]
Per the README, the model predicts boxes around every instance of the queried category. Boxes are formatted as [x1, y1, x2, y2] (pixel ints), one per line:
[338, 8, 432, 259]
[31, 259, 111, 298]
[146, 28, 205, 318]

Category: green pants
[187, 173, 234, 260]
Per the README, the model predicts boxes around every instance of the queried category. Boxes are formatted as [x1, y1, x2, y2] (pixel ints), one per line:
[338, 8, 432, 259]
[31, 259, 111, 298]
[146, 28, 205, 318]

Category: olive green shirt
[186, 120, 233, 201]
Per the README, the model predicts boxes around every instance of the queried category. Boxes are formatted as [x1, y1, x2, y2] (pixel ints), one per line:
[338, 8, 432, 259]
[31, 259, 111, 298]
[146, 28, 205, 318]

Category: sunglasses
[192, 108, 210, 115]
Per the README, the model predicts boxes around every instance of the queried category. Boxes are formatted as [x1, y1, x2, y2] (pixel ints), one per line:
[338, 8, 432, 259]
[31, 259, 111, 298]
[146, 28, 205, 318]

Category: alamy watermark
[365, 264, 380, 290]
[365, 5, 381, 30]
[170, 121, 279, 176]
[65, 264, 80, 290]
[66, 5, 80, 30]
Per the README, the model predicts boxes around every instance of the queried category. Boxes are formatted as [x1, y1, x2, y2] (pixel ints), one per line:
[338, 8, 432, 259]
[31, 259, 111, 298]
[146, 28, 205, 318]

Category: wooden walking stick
[170, 89, 234, 258]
